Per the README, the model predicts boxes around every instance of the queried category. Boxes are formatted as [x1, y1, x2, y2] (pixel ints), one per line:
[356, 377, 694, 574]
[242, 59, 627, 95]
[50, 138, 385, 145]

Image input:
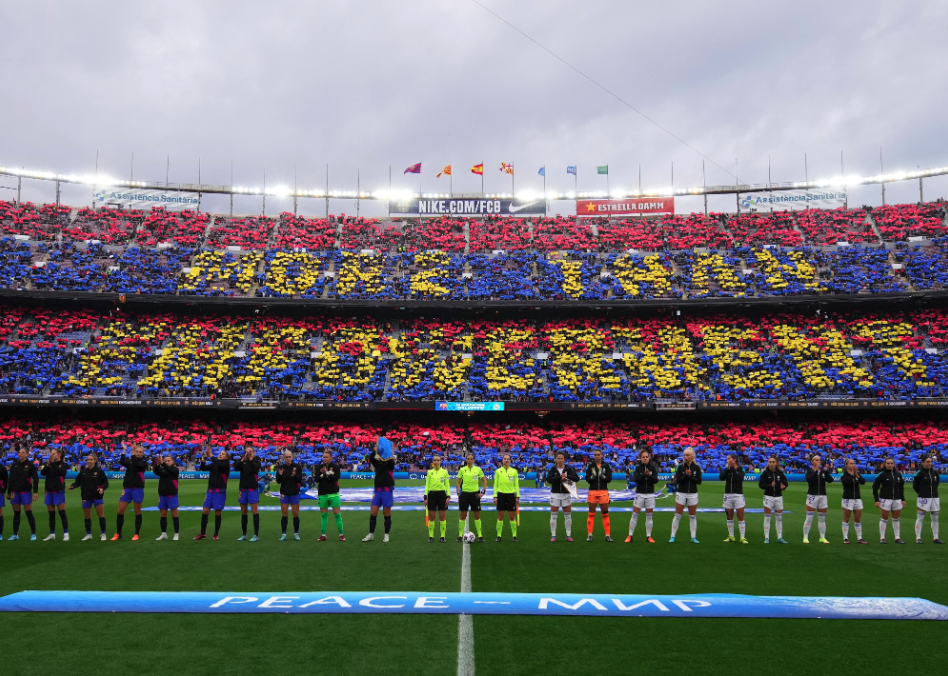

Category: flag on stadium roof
[437, 165, 452, 178]
[404, 163, 421, 174]
[471, 163, 484, 175]
[538, 167, 546, 177]
[567, 165, 577, 175]
[500, 163, 514, 175]
[597, 165, 609, 175]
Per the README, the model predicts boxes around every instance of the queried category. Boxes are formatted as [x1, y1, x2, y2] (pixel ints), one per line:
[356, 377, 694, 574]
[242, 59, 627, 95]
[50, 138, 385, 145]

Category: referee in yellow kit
[493, 453, 520, 542]
[457, 452, 487, 542]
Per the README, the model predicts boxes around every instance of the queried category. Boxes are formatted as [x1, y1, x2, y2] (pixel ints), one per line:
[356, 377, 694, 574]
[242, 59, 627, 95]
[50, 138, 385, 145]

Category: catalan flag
[437, 165, 452, 178]
[471, 163, 484, 175]
[404, 163, 421, 174]
[500, 163, 514, 175]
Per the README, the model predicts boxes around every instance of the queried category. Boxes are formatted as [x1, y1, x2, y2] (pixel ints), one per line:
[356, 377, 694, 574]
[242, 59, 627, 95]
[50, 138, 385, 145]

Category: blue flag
[538, 167, 545, 177]
[377, 437, 393, 460]
[567, 166, 577, 176]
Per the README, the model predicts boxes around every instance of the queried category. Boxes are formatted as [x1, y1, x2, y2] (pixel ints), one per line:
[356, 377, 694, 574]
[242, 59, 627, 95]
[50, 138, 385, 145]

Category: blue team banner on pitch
[0, 591, 945, 620]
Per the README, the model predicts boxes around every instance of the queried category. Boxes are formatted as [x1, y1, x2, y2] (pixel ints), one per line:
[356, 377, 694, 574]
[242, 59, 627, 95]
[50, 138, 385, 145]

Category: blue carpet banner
[1, 591, 945, 620]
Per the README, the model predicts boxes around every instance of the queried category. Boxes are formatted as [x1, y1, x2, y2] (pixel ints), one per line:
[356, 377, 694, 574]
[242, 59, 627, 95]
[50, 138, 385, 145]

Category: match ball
[463, 531, 477, 543]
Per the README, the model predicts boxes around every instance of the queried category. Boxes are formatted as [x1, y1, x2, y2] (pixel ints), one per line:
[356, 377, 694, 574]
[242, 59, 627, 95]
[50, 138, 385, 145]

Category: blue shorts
[44, 491, 66, 506]
[280, 494, 301, 505]
[82, 499, 104, 509]
[158, 495, 179, 510]
[203, 491, 227, 511]
[371, 488, 394, 509]
[11, 492, 33, 506]
[0, 493, 5, 507]
[238, 489, 260, 505]
[120, 487, 145, 504]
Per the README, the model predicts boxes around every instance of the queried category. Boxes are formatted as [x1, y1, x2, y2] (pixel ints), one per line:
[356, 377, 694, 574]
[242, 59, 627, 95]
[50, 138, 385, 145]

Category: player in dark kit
[363, 436, 396, 543]
[315, 450, 345, 541]
[233, 444, 262, 542]
[276, 449, 305, 540]
[194, 447, 230, 541]
[68, 454, 109, 540]
[873, 457, 906, 544]
[7, 445, 39, 541]
[913, 456, 942, 544]
[40, 449, 69, 541]
[112, 442, 149, 541]
[152, 453, 180, 541]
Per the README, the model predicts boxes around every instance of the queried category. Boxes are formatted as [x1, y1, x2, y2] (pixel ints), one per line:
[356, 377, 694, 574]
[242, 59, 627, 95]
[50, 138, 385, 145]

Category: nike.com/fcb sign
[576, 197, 675, 216]
[389, 199, 546, 217]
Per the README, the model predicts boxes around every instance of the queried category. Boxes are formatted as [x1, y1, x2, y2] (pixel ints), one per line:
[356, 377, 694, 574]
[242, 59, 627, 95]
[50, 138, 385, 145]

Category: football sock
[440, 519, 447, 538]
[369, 515, 377, 533]
[671, 513, 681, 538]
[496, 520, 503, 537]
[854, 521, 862, 539]
[84, 518, 92, 535]
[817, 513, 826, 538]
[474, 520, 482, 537]
[334, 513, 344, 535]
[602, 514, 610, 536]
[550, 513, 558, 537]
[892, 518, 901, 540]
[321, 512, 329, 535]
[726, 519, 734, 538]
[383, 515, 392, 534]
[61, 508, 69, 533]
[932, 512, 940, 539]
[775, 513, 783, 538]
[48, 512, 56, 534]
[879, 518, 888, 539]
[629, 513, 638, 536]
[214, 515, 222, 536]
[842, 521, 849, 539]
[916, 512, 925, 540]
[160, 517, 168, 533]
[645, 514, 653, 537]
[281, 517, 288, 534]
[134, 514, 142, 536]
[563, 513, 572, 536]
[252, 514, 259, 536]
[0, 515, 3, 536]
[587, 513, 595, 535]
[738, 520, 746, 539]
[763, 514, 771, 540]
[200, 514, 208, 535]
[26, 511, 35, 535]
[99, 517, 107, 534]
[428, 519, 435, 538]
[241, 515, 248, 536]
[293, 517, 300, 534]
[459, 519, 465, 537]
[803, 512, 814, 538]
[12, 511, 20, 535]
[689, 514, 697, 538]
[116, 513, 125, 536]
[511, 518, 518, 537]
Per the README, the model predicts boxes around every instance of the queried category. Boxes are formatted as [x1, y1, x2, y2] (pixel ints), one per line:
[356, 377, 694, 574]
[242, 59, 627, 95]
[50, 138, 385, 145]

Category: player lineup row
[0, 441, 941, 546]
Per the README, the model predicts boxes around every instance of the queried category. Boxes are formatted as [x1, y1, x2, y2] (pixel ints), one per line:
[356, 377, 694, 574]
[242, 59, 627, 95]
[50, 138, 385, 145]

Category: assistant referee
[457, 453, 487, 542]
[493, 453, 520, 542]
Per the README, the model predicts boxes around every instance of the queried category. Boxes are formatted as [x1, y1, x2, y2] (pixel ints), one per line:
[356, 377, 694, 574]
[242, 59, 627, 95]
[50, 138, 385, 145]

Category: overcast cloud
[1, 0, 947, 216]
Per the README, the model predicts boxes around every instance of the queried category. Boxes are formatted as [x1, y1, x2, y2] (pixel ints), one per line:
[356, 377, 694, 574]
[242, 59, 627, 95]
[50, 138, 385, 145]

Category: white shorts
[550, 493, 572, 508]
[723, 494, 745, 510]
[806, 495, 828, 510]
[917, 497, 940, 513]
[634, 495, 656, 510]
[763, 496, 784, 511]
[878, 498, 904, 512]
[841, 498, 864, 512]
[675, 492, 698, 507]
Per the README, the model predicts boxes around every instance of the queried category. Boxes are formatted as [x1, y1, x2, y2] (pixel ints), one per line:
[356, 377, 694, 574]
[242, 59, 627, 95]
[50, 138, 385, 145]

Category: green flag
[597, 165, 609, 175]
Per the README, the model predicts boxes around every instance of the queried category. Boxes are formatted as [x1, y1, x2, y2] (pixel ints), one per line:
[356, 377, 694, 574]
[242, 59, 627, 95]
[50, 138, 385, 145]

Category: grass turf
[0, 480, 944, 676]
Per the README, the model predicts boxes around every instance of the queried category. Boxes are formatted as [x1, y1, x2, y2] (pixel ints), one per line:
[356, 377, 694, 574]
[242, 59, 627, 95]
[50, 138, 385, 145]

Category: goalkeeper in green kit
[315, 450, 345, 541]
[424, 454, 451, 542]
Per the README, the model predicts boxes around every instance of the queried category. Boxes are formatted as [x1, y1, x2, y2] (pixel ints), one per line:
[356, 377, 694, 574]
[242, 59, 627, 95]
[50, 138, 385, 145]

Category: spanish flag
[471, 163, 484, 175]
[437, 165, 452, 178]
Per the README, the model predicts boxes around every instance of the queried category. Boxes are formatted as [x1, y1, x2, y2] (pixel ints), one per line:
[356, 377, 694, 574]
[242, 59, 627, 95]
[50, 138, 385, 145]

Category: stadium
[3, 3, 948, 676]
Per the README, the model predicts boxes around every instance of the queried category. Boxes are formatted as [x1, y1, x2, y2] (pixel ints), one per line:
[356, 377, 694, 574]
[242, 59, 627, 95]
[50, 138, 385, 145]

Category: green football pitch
[0, 479, 944, 676]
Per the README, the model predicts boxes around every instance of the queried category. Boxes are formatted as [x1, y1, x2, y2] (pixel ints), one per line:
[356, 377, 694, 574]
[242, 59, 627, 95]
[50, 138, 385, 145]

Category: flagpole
[511, 162, 515, 195]
[543, 169, 547, 216]
[481, 167, 484, 197]
[450, 170, 453, 197]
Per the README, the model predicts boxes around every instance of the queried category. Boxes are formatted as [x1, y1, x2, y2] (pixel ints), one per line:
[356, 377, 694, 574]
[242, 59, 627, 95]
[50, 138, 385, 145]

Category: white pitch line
[457, 519, 475, 676]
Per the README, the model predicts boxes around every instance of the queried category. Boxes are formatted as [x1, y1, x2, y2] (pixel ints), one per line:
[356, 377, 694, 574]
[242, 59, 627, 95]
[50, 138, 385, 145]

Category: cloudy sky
[2, 0, 947, 216]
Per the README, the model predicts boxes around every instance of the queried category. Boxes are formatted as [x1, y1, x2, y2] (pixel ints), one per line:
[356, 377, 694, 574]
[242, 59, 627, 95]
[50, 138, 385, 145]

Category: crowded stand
[64, 207, 143, 245]
[596, 218, 664, 251]
[674, 251, 749, 298]
[726, 212, 802, 247]
[178, 250, 262, 296]
[872, 202, 948, 241]
[468, 216, 532, 252]
[205, 216, 274, 250]
[0, 306, 945, 402]
[339, 218, 401, 252]
[743, 247, 825, 296]
[531, 217, 596, 251]
[660, 213, 730, 249]
[136, 207, 209, 247]
[400, 217, 467, 253]
[272, 213, 338, 250]
[0, 201, 69, 241]
[818, 246, 907, 294]
[0, 416, 944, 476]
[795, 207, 876, 245]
